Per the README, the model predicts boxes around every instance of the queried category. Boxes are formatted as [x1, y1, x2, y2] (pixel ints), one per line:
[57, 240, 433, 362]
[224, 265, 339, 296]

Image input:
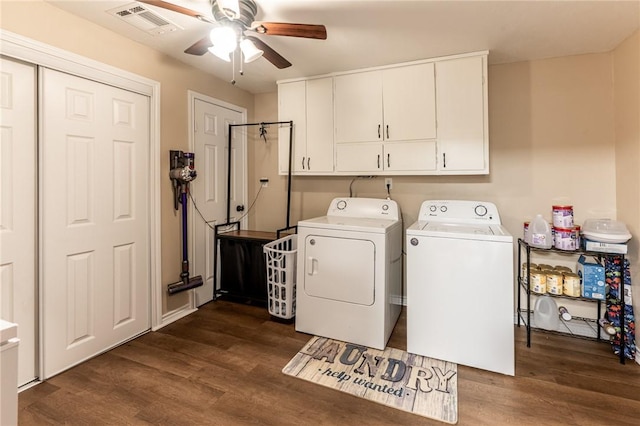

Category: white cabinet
[335, 141, 437, 173]
[334, 63, 437, 173]
[334, 71, 382, 144]
[277, 51, 488, 176]
[383, 64, 437, 142]
[278, 80, 305, 174]
[435, 55, 488, 174]
[278, 77, 334, 175]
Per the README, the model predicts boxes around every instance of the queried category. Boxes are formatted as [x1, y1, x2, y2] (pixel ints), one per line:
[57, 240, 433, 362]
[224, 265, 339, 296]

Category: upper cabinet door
[436, 55, 488, 173]
[278, 80, 306, 173]
[382, 63, 436, 142]
[305, 77, 334, 173]
[334, 70, 383, 144]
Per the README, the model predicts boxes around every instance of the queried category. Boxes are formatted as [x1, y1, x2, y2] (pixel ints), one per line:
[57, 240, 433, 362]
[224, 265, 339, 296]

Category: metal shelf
[516, 238, 626, 364]
[517, 308, 613, 341]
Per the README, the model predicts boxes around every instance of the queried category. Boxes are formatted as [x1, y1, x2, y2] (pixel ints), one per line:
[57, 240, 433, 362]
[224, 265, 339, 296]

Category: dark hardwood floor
[19, 300, 640, 425]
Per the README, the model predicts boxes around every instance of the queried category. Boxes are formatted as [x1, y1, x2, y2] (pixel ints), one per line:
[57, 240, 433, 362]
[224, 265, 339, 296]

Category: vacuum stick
[167, 151, 204, 295]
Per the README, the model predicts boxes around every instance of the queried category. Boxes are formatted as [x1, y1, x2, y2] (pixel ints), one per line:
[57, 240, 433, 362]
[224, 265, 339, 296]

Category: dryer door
[303, 234, 375, 305]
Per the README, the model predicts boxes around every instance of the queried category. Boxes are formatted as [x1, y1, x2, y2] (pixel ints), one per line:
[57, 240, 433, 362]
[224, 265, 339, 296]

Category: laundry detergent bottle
[529, 214, 552, 249]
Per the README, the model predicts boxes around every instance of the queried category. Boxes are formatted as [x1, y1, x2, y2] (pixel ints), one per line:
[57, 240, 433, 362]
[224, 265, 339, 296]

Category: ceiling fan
[139, 0, 327, 70]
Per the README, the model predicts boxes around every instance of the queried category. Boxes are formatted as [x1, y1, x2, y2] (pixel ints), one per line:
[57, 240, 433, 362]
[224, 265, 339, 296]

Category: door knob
[236, 205, 245, 212]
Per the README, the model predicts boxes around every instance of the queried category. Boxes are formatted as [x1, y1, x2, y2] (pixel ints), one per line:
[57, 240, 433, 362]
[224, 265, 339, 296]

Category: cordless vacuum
[167, 150, 204, 295]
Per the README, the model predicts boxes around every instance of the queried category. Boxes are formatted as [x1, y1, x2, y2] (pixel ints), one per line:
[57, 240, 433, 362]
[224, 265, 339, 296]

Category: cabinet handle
[378, 124, 381, 139]
[443, 153, 447, 168]
[387, 153, 390, 168]
[302, 157, 305, 170]
[386, 125, 389, 139]
[377, 154, 381, 169]
[307, 157, 310, 170]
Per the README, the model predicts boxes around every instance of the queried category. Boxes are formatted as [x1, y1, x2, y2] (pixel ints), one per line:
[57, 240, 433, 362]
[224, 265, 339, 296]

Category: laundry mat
[282, 336, 458, 424]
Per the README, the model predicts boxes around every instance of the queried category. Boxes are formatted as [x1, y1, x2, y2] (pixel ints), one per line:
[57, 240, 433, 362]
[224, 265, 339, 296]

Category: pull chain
[231, 50, 236, 85]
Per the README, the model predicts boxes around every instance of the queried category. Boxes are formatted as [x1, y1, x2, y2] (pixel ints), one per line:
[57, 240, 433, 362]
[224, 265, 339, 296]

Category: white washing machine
[406, 200, 514, 376]
[295, 197, 402, 350]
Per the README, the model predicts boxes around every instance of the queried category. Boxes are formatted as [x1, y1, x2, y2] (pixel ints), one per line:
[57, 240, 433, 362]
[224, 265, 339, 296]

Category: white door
[334, 70, 383, 144]
[382, 63, 436, 142]
[436, 55, 487, 172]
[41, 68, 150, 378]
[335, 142, 383, 173]
[191, 98, 245, 306]
[305, 77, 334, 173]
[0, 57, 38, 386]
[303, 234, 375, 305]
[277, 81, 306, 173]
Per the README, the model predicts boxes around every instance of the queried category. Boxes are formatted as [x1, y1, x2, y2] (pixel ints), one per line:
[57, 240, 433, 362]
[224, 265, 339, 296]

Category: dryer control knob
[336, 200, 347, 210]
[475, 204, 488, 217]
[410, 238, 419, 246]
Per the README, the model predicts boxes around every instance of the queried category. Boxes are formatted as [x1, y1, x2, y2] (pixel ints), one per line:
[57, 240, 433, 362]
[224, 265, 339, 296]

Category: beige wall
[614, 29, 639, 350]
[3, 1, 637, 331]
[0, 0, 255, 314]
[254, 52, 620, 232]
[253, 53, 619, 284]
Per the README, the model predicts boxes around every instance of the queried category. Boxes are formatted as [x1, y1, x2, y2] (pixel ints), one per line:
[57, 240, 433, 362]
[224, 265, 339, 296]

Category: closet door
[41, 68, 151, 378]
[0, 57, 37, 386]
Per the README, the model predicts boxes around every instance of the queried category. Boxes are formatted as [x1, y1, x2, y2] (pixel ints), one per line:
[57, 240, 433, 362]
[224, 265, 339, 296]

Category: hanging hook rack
[212, 120, 294, 301]
[258, 122, 268, 143]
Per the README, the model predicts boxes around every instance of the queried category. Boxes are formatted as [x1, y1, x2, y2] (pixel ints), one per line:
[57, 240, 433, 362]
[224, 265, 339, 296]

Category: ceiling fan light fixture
[217, 0, 241, 20]
[209, 26, 237, 53]
[240, 38, 263, 63]
[208, 46, 232, 62]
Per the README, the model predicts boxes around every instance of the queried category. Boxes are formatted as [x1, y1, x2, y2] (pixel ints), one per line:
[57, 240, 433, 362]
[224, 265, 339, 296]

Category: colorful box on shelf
[583, 239, 628, 254]
[576, 255, 605, 300]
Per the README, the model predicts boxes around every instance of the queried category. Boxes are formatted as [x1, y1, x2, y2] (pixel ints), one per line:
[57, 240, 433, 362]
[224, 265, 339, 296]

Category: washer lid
[408, 221, 513, 242]
[423, 222, 496, 235]
[298, 215, 399, 233]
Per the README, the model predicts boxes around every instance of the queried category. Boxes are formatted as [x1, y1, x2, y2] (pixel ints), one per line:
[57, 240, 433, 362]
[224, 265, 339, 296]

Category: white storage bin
[263, 235, 297, 319]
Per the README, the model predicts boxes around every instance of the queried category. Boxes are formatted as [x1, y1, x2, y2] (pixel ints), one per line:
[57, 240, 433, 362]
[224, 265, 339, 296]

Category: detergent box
[576, 255, 605, 300]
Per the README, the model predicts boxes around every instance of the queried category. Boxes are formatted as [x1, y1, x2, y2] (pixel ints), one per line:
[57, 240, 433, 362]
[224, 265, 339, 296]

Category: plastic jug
[529, 214, 552, 249]
[534, 295, 559, 331]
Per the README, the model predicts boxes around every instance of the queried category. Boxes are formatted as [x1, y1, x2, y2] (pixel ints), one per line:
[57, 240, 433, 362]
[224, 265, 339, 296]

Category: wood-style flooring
[19, 300, 640, 425]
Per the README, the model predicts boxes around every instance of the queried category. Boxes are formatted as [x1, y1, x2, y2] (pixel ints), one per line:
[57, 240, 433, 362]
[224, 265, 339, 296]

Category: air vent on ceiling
[108, 2, 182, 36]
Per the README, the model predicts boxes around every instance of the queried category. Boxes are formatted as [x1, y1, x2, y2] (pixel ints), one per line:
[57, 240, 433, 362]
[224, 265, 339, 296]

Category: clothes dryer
[406, 200, 514, 375]
[296, 198, 402, 350]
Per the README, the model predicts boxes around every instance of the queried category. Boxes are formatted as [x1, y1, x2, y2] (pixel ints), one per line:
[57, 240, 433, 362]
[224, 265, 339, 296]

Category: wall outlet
[260, 177, 269, 187]
[385, 178, 392, 189]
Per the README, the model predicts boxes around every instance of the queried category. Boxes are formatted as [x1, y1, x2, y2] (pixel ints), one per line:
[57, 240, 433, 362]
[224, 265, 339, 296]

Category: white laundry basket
[263, 234, 297, 319]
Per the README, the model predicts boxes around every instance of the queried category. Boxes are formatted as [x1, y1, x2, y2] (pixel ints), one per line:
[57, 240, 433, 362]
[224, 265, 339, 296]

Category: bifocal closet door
[41, 68, 150, 378]
[0, 57, 37, 386]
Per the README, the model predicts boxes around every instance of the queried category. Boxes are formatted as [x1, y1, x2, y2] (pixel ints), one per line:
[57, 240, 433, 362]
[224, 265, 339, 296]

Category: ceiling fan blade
[246, 36, 292, 69]
[138, 0, 215, 24]
[184, 36, 213, 56]
[250, 22, 327, 40]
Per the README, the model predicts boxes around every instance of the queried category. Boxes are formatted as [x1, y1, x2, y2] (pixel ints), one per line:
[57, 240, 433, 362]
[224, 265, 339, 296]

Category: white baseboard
[154, 305, 197, 331]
